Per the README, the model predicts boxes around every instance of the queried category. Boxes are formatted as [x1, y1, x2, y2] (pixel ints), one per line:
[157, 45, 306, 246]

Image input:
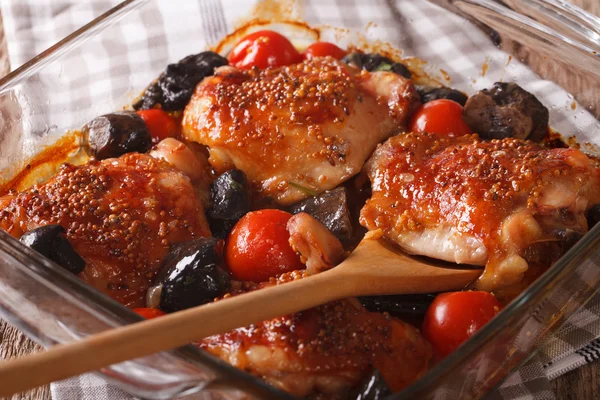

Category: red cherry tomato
[408, 99, 473, 137]
[225, 209, 304, 282]
[303, 42, 347, 60]
[136, 109, 179, 144]
[227, 30, 302, 69]
[422, 291, 501, 358]
[134, 308, 166, 319]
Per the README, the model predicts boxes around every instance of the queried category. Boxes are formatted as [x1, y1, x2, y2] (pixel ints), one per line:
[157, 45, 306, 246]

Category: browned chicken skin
[199, 273, 432, 398]
[0, 152, 211, 306]
[361, 132, 600, 291]
[182, 57, 419, 205]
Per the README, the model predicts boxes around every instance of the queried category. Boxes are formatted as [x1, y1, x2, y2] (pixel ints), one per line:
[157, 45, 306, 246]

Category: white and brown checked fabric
[1, 1, 600, 399]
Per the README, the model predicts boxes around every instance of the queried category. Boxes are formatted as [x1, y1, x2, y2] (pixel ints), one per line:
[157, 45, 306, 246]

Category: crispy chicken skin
[0, 152, 211, 306]
[360, 132, 600, 290]
[182, 57, 419, 205]
[199, 273, 432, 398]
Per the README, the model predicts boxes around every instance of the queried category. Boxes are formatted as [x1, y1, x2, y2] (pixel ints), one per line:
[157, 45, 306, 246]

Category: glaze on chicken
[360, 132, 600, 290]
[199, 273, 432, 398]
[0, 151, 211, 306]
[182, 57, 419, 205]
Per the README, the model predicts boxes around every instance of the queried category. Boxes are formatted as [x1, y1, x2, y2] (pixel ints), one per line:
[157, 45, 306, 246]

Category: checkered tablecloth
[1, 0, 600, 399]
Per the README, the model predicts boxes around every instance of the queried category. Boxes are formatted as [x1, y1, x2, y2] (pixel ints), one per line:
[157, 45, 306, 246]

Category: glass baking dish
[0, 0, 599, 399]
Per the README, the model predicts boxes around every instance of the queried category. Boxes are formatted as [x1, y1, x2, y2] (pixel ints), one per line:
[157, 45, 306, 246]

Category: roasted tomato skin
[303, 42, 347, 60]
[225, 209, 304, 282]
[409, 99, 473, 137]
[422, 291, 501, 358]
[227, 30, 302, 69]
[136, 109, 180, 144]
[134, 308, 166, 319]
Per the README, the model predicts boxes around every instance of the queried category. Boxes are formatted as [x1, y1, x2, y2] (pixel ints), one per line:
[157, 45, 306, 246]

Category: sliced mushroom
[462, 82, 549, 142]
[349, 369, 392, 400]
[588, 204, 600, 227]
[84, 111, 152, 160]
[207, 169, 252, 239]
[153, 238, 230, 313]
[342, 52, 412, 79]
[359, 294, 436, 318]
[417, 86, 468, 106]
[19, 225, 86, 274]
[133, 51, 229, 111]
[288, 187, 353, 240]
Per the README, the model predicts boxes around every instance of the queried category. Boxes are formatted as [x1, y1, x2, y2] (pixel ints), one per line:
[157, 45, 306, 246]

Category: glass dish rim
[0, 0, 599, 398]
[394, 221, 600, 398]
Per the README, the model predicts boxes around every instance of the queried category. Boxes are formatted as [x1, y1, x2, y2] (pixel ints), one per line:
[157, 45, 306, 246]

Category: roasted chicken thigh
[0, 150, 211, 306]
[199, 273, 432, 398]
[4, 21, 597, 400]
[182, 57, 419, 205]
[361, 132, 600, 290]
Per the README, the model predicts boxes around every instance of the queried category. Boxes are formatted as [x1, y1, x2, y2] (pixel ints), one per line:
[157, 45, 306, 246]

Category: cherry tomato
[225, 209, 304, 282]
[422, 291, 501, 358]
[134, 308, 166, 319]
[136, 109, 179, 144]
[303, 42, 347, 60]
[227, 30, 302, 69]
[408, 99, 473, 137]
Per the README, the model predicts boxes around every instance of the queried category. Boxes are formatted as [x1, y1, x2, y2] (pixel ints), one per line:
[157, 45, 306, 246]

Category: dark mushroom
[588, 204, 600, 227]
[523, 229, 585, 265]
[133, 51, 228, 111]
[207, 219, 238, 241]
[350, 369, 392, 400]
[83, 111, 152, 160]
[50, 235, 87, 275]
[153, 238, 230, 313]
[462, 82, 549, 142]
[359, 294, 436, 318]
[417, 86, 468, 106]
[19, 224, 64, 256]
[288, 187, 353, 240]
[554, 229, 584, 249]
[207, 169, 251, 238]
[19, 225, 86, 274]
[342, 52, 412, 79]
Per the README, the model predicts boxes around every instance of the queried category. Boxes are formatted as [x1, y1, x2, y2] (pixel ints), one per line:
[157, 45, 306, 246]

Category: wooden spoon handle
[0, 238, 481, 396]
[0, 269, 349, 397]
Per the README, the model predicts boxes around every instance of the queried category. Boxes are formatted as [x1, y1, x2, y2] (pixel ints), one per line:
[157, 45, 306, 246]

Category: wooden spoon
[0, 236, 481, 397]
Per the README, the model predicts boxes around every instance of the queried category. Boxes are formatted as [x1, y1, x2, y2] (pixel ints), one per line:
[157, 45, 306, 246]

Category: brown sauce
[0, 131, 88, 196]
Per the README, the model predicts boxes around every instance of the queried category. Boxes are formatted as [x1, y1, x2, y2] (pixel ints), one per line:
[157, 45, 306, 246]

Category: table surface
[1, 1, 600, 399]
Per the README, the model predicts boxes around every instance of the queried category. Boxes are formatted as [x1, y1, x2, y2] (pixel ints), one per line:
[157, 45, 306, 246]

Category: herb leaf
[288, 181, 318, 197]
[375, 62, 393, 72]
